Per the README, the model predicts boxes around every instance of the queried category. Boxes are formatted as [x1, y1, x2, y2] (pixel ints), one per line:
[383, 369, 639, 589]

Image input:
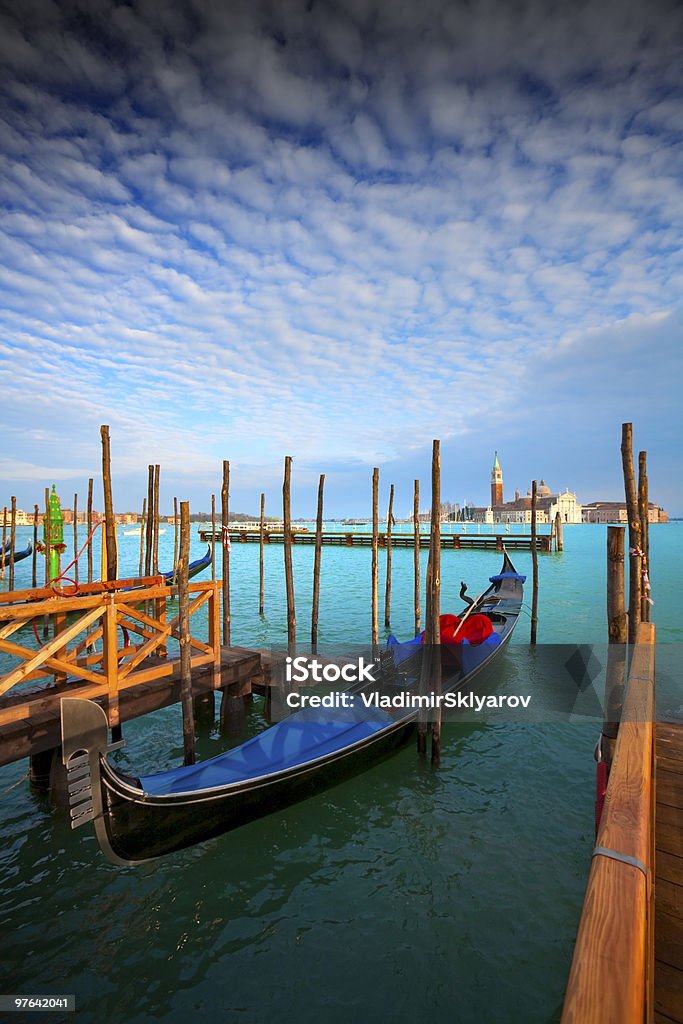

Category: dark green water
[1, 524, 681, 1022]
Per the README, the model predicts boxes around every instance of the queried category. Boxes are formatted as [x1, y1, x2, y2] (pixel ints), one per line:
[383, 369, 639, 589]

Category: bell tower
[491, 452, 503, 507]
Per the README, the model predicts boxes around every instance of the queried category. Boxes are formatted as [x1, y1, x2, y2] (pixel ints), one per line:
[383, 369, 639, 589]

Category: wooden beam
[621, 423, 642, 646]
[530, 480, 538, 644]
[372, 468, 379, 647]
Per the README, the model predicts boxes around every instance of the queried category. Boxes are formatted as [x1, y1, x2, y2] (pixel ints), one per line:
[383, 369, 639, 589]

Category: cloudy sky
[1, 0, 681, 517]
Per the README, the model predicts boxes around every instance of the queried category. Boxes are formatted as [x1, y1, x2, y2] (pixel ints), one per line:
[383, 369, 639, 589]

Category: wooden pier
[0, 576, 266, 771]
[561, 622, 683, 1024]
[199, 527, 553, 552]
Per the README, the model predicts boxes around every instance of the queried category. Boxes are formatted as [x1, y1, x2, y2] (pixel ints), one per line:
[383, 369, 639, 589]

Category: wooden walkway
[199, 528, 554, 552]
[562, 625, 683, 1023]
[655, 721, 683, 1023]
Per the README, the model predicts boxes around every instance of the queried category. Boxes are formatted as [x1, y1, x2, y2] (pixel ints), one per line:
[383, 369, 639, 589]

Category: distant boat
[123, 527, 166, 536]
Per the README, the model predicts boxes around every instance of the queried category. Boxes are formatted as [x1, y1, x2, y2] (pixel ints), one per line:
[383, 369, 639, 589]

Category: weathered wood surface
[283, 456, 295, 647]
[562, 622, 655, 1024]
[621, 422, 642, 645]
[656, 719, 683, 1024]
[0, 645, 262, 768]
[311, 474, 324, 646]
[530, 480, 538, 643]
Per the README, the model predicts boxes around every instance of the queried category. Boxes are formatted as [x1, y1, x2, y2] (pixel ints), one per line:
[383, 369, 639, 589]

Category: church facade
[465, 455, 583, 525]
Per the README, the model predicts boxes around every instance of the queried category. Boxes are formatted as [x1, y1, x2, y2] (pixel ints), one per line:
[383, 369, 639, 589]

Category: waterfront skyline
[1, 0, 682, 516]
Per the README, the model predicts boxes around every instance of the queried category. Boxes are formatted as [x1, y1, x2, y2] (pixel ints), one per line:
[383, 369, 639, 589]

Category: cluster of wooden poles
[600, 422, 652, 772]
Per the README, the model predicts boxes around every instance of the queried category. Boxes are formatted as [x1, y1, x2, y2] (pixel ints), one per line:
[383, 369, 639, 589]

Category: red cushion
[458, 613, 494, 645]
[420, 613, 493, 647]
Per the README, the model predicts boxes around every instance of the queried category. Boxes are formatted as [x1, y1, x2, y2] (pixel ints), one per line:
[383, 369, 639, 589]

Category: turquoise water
[1, 524, 681, 1023]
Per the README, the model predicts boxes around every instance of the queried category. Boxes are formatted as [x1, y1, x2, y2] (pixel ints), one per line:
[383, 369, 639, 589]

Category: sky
[0, 0, 682, 518]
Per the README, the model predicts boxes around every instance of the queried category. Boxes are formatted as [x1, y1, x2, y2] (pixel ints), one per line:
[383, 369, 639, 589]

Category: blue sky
[1, 0, 682, 518]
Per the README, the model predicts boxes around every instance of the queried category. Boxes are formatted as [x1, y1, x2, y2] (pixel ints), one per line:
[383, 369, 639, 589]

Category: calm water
[1, 523, 681, 1023]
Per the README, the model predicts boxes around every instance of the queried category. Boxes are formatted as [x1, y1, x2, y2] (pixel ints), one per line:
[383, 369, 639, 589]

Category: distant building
[467, 456, 581, 524]
[582, 502, 668, 524]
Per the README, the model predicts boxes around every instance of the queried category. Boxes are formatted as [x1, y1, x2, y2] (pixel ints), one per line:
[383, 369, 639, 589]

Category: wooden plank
[658, 770, 683, 810]
[657, 879, 683, 921]
[657, 909, 683, 972]
[658, 852, 683, 890]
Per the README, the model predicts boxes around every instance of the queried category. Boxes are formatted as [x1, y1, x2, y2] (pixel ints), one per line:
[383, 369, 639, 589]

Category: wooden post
[430, 441, 442, 765]
[283, 456, 296, 648]
[1, 506, 6, 580]
[418, 532, 434, 759]
[384, 483, 394, 629]
[152, 464, 160, 576]
[138, 497, 146, 578]
[554, 511, 563, 552]
[86, 478, 93, 583]
[414, 480, 420, 636]
[602, 526, 628, 770]
[638, 451, 650, 623]
[211, 494, 216, 582]
[43, 486, 50, 583]
[144, 465, 154, 577]
[530, 480, 538, 644]
[372, 468, 379, 647]
[32, 504, 38, 588]
[173, 496, 179, 584]
[311, 473, 325, 647]
[9, 496, 16, 590]
[259, 492, 265, 616]
[621, 424, 642, 646]
[177, 500, 195, 765]
[72, 493, 79, 586]
[100, 425, 117, 582]
[221, 460, 231, 645]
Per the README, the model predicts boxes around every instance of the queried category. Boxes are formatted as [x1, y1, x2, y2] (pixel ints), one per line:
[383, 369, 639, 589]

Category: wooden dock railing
[561, 621, 656, 1023]
[0, 576, 222, 730]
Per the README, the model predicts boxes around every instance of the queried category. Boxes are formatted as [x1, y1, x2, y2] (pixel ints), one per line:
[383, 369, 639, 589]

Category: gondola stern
[60, 698, 133, 867]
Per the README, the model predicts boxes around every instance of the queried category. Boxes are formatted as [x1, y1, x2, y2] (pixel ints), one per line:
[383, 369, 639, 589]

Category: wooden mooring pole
[9, 496, 16, 590]
[32, 504, 38, 588]
[283, 456, 296, 648]
[87, 478, 93, 583]
[311, 473, 325, 648]
[178, 500, 196, 765]
[211, 494, 216, 582]
[414, 480, 420, 636]
[152, 464, 160, 576]
[173, 496, 179, 584]
[621, 423, 641, 647]
[1, 506, 6, 580]
[100, 426, 117, 582]
[554, 510, 563, 552]
[259, 492, 265, 616]
[221, 460, 231, 645]
[430, 441, 442, 765]
[602, 525, 628, 772]
[638, 451, 650, 622]
[144, 465, 154, 577]
[384, 483, 394, 629]
[530, 480, 538, 644]
[371, 468, 379, 648]
[72, 493, 79, 586]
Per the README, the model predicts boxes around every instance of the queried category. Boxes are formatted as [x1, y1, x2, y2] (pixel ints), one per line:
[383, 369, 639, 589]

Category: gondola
[61, 551, 525, 865]
[161, 545, 212, 583]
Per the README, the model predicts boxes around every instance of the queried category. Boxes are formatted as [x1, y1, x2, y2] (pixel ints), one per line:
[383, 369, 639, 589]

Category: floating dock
[199, 528, 553, 552]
